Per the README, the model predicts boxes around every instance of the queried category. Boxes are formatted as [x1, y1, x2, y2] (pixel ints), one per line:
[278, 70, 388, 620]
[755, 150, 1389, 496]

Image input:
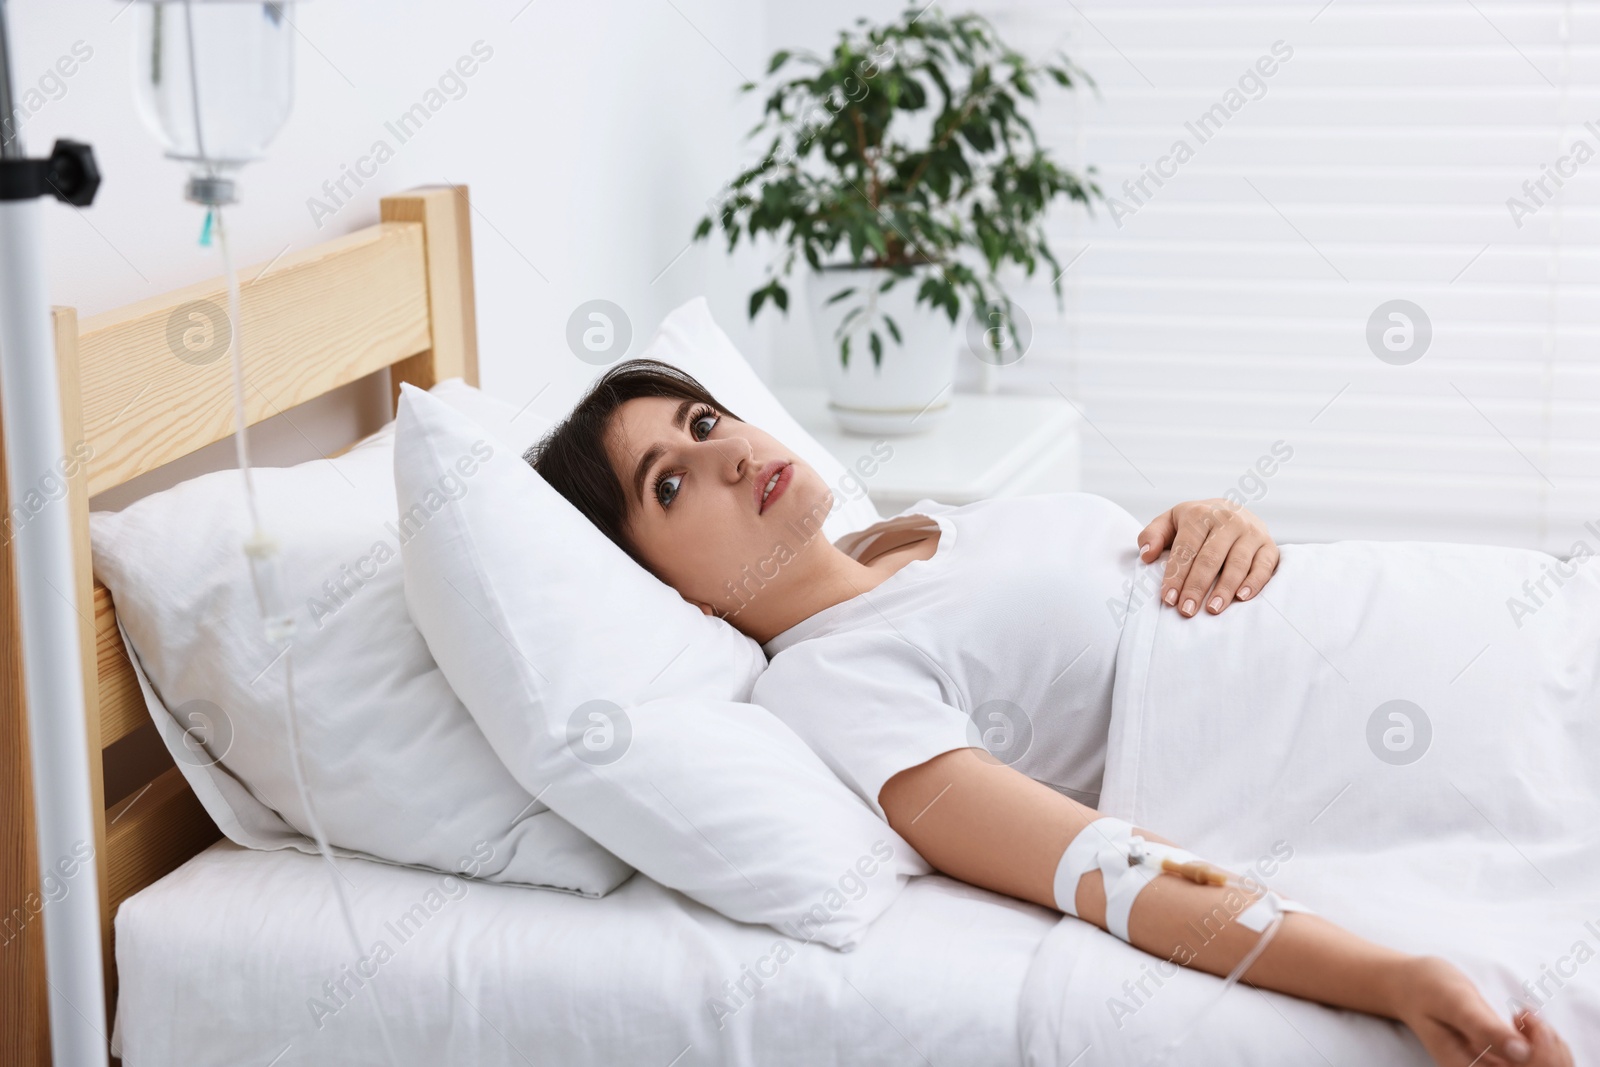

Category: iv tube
[139, 3, 405, 1062]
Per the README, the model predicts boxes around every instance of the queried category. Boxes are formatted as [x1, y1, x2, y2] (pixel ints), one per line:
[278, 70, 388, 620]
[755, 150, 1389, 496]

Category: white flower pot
[808, 268, 958, 435]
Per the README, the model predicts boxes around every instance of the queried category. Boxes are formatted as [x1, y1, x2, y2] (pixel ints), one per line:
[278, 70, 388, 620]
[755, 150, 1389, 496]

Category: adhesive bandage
[1237, 889, 1312, 931]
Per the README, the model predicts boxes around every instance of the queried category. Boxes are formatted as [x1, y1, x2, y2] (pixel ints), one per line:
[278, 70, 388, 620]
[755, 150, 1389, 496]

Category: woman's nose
[700, 433, 752, 483]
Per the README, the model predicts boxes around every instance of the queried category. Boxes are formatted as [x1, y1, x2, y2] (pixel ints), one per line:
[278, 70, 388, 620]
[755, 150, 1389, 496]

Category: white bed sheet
[112, 840, 1058, 1066]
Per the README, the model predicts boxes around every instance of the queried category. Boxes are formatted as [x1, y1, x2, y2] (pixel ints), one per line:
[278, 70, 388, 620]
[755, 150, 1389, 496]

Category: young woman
[528, 358, 1573, 1067]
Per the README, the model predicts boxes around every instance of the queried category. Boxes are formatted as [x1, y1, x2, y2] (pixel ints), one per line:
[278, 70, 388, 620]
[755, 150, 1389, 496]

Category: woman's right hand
[1395, 955, 1572, 1066]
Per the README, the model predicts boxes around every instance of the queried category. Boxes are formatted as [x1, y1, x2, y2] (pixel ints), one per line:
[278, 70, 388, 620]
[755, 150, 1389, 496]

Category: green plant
[694, 6, 1100, 368]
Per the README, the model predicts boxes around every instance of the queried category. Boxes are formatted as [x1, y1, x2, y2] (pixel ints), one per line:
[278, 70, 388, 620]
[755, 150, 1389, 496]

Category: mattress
[111, 840, 1058, 1066]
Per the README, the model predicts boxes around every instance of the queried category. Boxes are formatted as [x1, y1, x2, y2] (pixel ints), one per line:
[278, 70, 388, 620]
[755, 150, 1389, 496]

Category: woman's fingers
[1137, 508, 1177, 564]
[1235, 543, 1280, 603]
[1400, 957, 1540, 1067]
[1411, 1015, 1513, 1067]
[1159, 507, 1222, 611]
[1443, 994, 1533, 1065]
[1205, 540, 1261, 613]
[1144, 499, 1280, 617]
[1515, 1010, 1574, 1066]
[1175, 524, 1240, 617]
[1169, 503, 1249, 616]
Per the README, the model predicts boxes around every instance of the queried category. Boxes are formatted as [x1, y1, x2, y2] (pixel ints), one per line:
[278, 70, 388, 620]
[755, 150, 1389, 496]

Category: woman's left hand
[1137, 498, 1280, 617]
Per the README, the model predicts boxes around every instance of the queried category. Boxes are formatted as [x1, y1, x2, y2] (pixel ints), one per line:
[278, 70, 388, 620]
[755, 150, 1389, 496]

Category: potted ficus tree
[695, 6, 1100, 433]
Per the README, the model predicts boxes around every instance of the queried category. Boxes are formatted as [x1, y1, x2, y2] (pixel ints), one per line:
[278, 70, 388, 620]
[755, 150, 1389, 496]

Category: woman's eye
[654, 409, 717, 509]
[655, 472, 682, 508]
[692, 411, 719, 440]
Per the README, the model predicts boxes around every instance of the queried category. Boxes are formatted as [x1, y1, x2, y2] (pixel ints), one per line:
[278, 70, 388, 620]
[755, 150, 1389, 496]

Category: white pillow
[89, 380, 632, 895]
[394, 383, 929, 948]
[638, 297, 883, 541]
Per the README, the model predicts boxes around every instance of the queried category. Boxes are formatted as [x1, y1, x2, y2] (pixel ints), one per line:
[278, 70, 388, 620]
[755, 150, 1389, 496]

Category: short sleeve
[752, 631, 980, 821]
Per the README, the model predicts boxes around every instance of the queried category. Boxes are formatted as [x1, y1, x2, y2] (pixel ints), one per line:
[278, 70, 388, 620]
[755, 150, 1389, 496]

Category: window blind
[962, 0, 1600, 553]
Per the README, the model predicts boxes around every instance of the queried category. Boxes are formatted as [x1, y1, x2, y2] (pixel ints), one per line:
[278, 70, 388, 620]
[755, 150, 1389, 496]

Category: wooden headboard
[0, 185, 480, 1066]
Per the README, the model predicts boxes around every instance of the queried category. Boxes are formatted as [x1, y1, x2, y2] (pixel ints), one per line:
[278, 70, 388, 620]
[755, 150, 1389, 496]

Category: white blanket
[1021, 540, 1600, 1065]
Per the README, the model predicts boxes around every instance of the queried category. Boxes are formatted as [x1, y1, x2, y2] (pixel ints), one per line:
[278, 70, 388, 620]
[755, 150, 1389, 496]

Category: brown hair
[525, 358, 740, 570]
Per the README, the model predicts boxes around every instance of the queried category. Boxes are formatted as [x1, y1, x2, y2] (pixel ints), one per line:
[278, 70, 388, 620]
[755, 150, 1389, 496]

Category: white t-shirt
[753, 492, 1144, 821]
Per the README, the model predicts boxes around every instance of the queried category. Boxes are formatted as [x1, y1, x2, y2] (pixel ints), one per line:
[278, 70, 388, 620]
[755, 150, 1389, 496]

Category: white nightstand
[775, 387, 1082, 515]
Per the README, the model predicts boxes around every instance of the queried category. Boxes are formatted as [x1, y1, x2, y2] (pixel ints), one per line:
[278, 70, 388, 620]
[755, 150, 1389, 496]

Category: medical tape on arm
[1237, 888, 1313, 931]
[1052, 818, 1313, 941]
[1053, 816, 1133, 919]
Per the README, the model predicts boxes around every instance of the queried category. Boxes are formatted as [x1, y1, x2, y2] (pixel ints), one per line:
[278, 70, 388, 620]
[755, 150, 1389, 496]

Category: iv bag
[132, 1, 295, 170]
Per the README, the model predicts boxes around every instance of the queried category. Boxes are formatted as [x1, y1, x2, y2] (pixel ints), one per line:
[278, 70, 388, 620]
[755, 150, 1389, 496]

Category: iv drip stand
[0, 0, 109, 1063]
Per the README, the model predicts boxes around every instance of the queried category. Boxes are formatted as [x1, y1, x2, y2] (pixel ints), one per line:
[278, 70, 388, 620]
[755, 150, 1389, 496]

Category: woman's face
[605, 396, 834, 616]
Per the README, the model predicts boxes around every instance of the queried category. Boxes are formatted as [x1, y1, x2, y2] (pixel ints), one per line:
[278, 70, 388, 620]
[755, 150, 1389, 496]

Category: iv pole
[0, 0, 109, 1063]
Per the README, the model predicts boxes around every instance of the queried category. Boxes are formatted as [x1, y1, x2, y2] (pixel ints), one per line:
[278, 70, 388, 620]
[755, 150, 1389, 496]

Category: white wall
[5, 0, 768, 507]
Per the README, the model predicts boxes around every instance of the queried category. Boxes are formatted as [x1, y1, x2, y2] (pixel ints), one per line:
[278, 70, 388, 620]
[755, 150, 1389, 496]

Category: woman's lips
[757, 462, 792, 514]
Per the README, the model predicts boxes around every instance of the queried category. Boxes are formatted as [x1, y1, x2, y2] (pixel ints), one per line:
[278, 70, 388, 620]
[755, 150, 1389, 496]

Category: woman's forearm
[879, 748, 1408, 1019]
[880, 748, 1560, 1064]
[1100, 873, 1407, 1019]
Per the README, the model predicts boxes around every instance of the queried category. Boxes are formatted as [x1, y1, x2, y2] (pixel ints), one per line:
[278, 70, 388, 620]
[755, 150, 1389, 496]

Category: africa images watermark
[705, 38, 897, 222]
[1, 439, 94, 550]
[1367, 699, 1431, 766]
[306, 840, 494, 1029]
[1220, 440, 1294, 510]
[306, 40, 495, 228]
[1504, 517, 1600, 629]
[1, 840, 96, 950]
[1105, 440, 1295, 629]
[714, 442, 896, 622]
[565, 698, 632, 766]
[1505, 124, 1600, 230]
[1505, 915, 1600, 1018]
[705, 839, 900, 1030]
[306, 438, 495, 628]
[0, 40, 93, 151]
[1103, 839, 1296, 1030]
[1106, 40, 1294, 228]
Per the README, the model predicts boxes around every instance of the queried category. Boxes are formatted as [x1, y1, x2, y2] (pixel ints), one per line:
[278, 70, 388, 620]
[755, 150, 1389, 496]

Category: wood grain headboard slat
[78, 222, 432, 498]
[103, 767, 222, 920]
[94, 584, 144, 750]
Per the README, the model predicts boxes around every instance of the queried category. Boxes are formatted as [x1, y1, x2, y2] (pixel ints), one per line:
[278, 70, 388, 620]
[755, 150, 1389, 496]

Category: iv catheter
[1126, 839, 1236, 888]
